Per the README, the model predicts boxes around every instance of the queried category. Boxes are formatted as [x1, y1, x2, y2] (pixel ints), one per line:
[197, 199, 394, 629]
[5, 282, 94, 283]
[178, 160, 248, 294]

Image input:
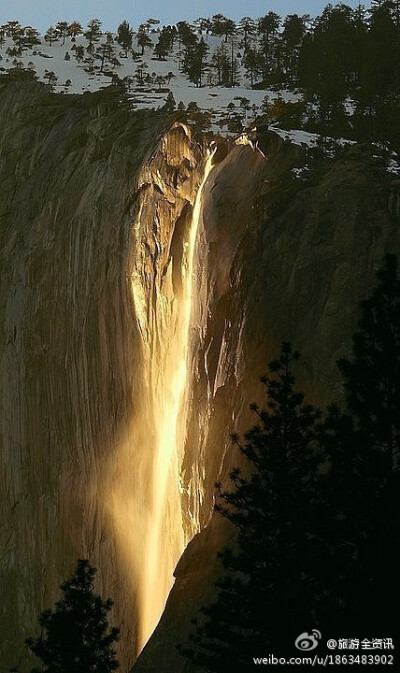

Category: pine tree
[180, 344, 324, 671]
[136, 24, 152, 55]
[25, 560, 119, 673]
[154, 29, 171, 60]
[281, 14, 307, 84]
[239, 17, 256, 51]
[43, 70, 58, 87]
[228, 38, 241, 87]
[194, 17, 212, 34]
[211, 43, 231, 85]
[44, 26, 58, 46]
[135, 61, 148, 86]
[5, 20, 22, 39]
[144, 18, 160, 32]
[321, 254, 400, 635]
[184, 37, 209, 87]
[162, 91, 176, 112]
[74, 45, 85, 62]
[243, 48, 260, 87]
[258, 12, 281, 42]
[17, 27, 41, 48]
[210, 14, 228, 36]
[222, 18, 237, 43]
[68, 21, 83, 38]
[338, 254, 400, 474]
[176, 21, 197, 49]
[84, 19, 102, 48]
[95, 33, 116, 72]
[55, 21, 69, 45]
[117, 20, 133, 57]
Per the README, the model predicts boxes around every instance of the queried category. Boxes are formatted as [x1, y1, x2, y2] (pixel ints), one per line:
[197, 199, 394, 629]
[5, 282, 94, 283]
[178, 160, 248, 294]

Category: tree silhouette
[322, 254, 400, 635]
[238, 17, 256, 51]
[117, 20, 133, 57]
[137, 24, 152, 56]
[44, 26, 58, 46]
[55, 22, 69, 45]
[181, 258, 400, 671]
[84, 19, 102, 48]
[154, 27, 175, 60]
[338, 254, 400, 474]
[180, 343, 325, 671]
[68, 21, 83, 38]
[25, 560, 119, 673]
[183, 37, 209, 87]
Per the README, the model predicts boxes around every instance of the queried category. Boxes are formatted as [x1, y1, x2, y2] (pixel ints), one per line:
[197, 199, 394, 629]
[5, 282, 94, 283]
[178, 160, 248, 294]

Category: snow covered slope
[0, 27, 299, 132]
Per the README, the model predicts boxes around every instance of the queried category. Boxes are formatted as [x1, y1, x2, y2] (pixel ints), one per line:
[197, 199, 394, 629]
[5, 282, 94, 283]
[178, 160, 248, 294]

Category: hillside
[0, 21, 298, 134]
[1, 4, 399, 145]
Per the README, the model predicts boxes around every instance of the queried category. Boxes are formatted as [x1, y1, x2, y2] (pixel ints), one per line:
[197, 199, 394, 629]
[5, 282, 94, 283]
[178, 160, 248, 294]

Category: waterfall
[106, 148, 215, 654]
[135, 149, 214, 649]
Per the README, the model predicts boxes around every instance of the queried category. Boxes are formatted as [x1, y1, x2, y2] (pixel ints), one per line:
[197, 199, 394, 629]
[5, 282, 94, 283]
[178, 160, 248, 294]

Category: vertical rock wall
[0, 79, 206, 671]
[133, 136, 400, 673]
[1, 77, 400, 673]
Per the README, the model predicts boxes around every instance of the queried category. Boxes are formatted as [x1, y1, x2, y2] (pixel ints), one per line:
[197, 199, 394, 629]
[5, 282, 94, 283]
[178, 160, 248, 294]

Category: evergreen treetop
[25, 560, 119, 673]
[338, 254, 400, 474]
[180, 343, 325, 671]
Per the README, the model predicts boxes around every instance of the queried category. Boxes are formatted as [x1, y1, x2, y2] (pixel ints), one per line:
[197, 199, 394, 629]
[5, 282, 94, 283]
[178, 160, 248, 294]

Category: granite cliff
[0, 76, 399, 672]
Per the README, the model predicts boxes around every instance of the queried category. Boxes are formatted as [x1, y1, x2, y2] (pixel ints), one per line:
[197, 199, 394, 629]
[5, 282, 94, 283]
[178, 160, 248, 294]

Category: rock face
[0, 76, 399, 673]
[132, 137, 400, 671]
[0, 77, 206, 670]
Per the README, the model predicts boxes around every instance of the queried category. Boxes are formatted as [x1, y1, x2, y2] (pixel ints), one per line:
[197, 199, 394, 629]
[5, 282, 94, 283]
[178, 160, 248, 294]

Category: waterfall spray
[137, 149, 215, 648]
[106, 147, 215, 655]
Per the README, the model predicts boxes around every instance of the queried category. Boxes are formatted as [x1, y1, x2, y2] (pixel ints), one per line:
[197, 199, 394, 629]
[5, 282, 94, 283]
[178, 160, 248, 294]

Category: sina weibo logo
[295, 630, 322, 651]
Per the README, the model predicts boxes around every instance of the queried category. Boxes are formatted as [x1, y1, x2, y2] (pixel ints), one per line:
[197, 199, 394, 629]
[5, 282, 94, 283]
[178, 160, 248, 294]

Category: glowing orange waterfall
[138, 150, 214, 649]
[106, 149, 215, 654]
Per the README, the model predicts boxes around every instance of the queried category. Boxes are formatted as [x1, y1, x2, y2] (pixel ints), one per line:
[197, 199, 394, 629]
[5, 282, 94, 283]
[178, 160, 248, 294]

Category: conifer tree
[43, 70, 58, 87]
[176, 21, 197, 48]
[211, 43, 231, 85]
[5, 20, 22, 39]
[338, 254, 400, 476]
[137, 24, 152, 55]
[74, 44, 85, 62]
[95, 33, 116, 72]
[117, 20, 133, 57]
[20, 27, 41, 48]
[243, 48, 260, 87]
[135, 61, 148, 86]
[154, 29, 171, 60]
[281, 14, 307, 84]
[55, 21, 69, 45]
[258, 11, 280, 42]
[210, 14, 228, 36]
[321, 254, 400, 635]
[68, 21, 83, 38]
[184, 37, 209, 87]
[144, 18, 160, 32]
[44, 26, 58, 46]
[26, 560, 119, 673]
[180, 344, 324, 671]
[239, 17, 256, 51]
[84, 19, 102, 48]
[162, 91, 176, 112]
